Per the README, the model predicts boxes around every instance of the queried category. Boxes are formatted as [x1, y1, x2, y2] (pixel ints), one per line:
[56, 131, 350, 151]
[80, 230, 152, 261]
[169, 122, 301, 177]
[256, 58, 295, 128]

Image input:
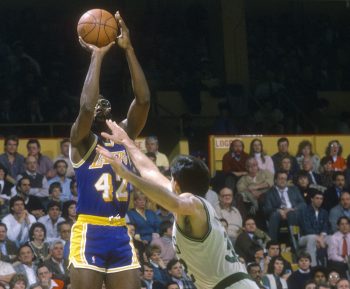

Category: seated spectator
[262, 256, 288, 289]
[146, 245, 168, 285]
[303, 280, 317, 289]
[2, 196, 36, 246]
[325, 140, 346, 172]
[264, 240, 292, 274]
[214, 187, 242, 243]
[298, 190, 330, 266]
[0, 166, 14, 202]
[126, 223, 147, 265]
[237, 157, 273, 216]
[47, 160, 72, 202]
[127, 191, 161, 244]
[166, 259, 196, 289]
[155, 205, 174, 224]
[0, 135, 25, 184]
[247, 262, 265, 289]
[296, 140, 320, 173]
[46, 183, 62, 210]
[43, 240, 69, 286]
[287, 252, 312, 289]
[9, 274, 28, 289]
[272, 137, 299, 175]
[56, 222, 71, 262]
[26, 139, 54, 179]
[327, 216, 350, 278]
[329, 192, 350, 233]
[311, 266, 327, 285]
[253, 246, 266, 275]
[69, 179, 77, 202]
[0, 250, 15, 287]
[53, 138, 74, 178]
[319, 156, 334, 189]
[336, 279, 350, 289]
[36, 264, 64, 289]
[61, 200, 76, 225]
[235, 217, 271, 263]
[38, 201, 65, 243]
[327, 270, 340, 289]
[264, 171, 306, 240]
[13, 177, 45, 220]
[249, 138, 275, 174]
[151, 221, 176, 266]
[26, 223, 50, 266]
[165, 282, 179, 289]
[145, 136, 169, 172]
[301, 157, 321, 186]
[0, 223, 18, 263]
[13, 244, 38, 287]
[279, 156, 295, 186]
[221, 139, 248, 192]
[17, 156, 49, 200]
[141, 263, 166, 289]
[323, 172, 346, 212]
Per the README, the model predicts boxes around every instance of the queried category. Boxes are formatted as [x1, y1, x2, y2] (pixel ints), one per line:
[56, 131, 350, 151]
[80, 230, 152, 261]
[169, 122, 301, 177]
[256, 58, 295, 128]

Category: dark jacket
[299, 205, 330, 236]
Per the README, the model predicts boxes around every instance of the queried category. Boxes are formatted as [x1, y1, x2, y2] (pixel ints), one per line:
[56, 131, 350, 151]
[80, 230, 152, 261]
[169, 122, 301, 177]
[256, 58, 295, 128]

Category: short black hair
[47, 201, 61, 211]
[247, 262, 261, 274]
[160, 221, 173, 236]
[9, 196, 25, 214]
[170, 155, 210, 197]
[53, 159, 68, 169]
[333, 171, 345, 181]
[49, 182, 62, 194]
[167, 258, 180, 272]
[266, 240, 280, 250]
[337, 216, 350, 226]
[277, 137, 289, 145]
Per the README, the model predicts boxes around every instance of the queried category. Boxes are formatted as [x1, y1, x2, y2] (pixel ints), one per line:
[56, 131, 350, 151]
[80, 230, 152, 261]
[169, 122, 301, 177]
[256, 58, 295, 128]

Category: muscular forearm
[125, 48, 150, 104]
[80, 53, 104, 110]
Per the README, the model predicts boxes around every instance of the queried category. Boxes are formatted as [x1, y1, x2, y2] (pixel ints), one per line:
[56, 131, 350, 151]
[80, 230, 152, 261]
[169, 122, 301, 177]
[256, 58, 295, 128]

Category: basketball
[77, 9, 118, 47]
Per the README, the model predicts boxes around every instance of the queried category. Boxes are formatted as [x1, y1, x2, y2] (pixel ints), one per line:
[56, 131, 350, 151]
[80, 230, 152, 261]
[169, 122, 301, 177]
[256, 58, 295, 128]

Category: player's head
[94, 96, 112, 123]
[170, 155, 210, 197]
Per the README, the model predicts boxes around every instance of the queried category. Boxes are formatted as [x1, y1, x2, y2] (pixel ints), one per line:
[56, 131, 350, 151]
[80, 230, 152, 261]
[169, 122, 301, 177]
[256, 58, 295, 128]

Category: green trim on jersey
[175, 196, 212, 242]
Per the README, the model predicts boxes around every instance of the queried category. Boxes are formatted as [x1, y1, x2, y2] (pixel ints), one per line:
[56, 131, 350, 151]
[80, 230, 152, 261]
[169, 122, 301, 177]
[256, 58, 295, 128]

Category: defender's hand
[101, 119, 131, 145]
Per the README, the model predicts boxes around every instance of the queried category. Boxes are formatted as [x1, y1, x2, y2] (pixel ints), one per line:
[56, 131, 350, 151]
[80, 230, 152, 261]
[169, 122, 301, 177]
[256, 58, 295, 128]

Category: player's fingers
[101, 132, 114, 140]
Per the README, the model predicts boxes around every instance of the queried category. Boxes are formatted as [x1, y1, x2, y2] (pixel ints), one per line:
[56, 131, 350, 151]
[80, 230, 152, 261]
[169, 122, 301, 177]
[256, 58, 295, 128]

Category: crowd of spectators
[1, 133, 350, 289]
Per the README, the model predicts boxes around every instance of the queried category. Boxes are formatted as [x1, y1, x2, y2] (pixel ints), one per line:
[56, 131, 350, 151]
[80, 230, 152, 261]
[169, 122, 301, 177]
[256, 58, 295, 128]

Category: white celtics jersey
[172, 197, 250, 289]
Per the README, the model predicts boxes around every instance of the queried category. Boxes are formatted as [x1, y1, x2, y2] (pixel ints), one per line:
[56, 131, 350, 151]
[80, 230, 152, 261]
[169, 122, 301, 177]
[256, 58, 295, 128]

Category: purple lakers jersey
[71, 135, 132, 218]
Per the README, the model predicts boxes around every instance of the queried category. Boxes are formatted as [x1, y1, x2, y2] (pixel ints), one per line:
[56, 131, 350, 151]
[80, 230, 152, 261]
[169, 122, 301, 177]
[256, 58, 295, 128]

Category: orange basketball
[77, 9, 118, 47]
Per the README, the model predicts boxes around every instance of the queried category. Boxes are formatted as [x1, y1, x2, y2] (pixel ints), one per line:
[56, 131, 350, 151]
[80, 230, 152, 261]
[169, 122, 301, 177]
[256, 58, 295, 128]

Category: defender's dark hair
[170, 155, 210, 197]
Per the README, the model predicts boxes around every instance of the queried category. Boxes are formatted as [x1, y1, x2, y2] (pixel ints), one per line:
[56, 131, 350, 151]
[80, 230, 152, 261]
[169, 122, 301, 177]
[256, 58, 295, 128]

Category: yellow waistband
[77, 214, 127, 227]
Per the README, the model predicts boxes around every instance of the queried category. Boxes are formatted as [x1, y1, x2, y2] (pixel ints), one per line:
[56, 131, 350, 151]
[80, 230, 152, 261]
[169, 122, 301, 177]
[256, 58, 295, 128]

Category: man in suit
[301, 157, 321, 186]
[13, 244, 38, 287]
[141, 263, 166, 289]
[298, 190, 330, 266]
[0, 223, 17, 263]
[43, 240, 69, 286]
[323, 172, 346, 212]
[264, 170, 306, 240]
[329, 191, 350, 233]
[234, 217, 271, 263]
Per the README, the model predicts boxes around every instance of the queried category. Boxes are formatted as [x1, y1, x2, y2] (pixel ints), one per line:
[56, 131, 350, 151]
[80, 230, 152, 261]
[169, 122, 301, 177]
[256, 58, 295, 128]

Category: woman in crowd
[249, 138, 275, 174]
[61, 200, 77, 225]
[319, 156, 334, 188]
[262, 256, 288, 289]
[296, 140, 320, 173]
[27, 223, 50, 265]
[127, 191, 161, 244]
[325, 140, 346, 171]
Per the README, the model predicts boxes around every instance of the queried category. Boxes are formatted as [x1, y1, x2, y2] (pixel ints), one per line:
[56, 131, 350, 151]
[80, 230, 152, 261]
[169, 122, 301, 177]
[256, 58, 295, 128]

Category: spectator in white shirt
[13, 244, 38, 287]
[38, 202, 64, 243]
[2, 196, 36, 246]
